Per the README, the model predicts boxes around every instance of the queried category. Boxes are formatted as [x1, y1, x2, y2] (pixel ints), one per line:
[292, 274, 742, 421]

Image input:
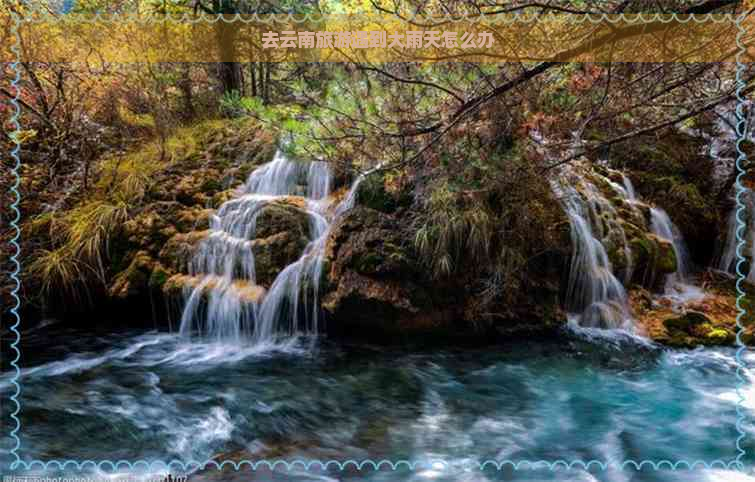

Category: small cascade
[650, 208, 690, 283]
[554, 174, 633, 330]
[649, 207, 705, 303]
[179, 149, 359, 345]
[718, 188, 755, 283]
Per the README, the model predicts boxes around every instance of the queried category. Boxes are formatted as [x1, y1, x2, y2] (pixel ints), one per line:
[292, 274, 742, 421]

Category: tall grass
[29, 199, 130, 296]
[415, 182, 494, 279]
[26, 118, 253, 299]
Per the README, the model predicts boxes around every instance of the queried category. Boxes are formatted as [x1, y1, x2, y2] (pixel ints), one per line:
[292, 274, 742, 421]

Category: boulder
[251, 231, 308, 287]
[249, 200, 311, 287]
[159, 230, 209, 273]
[253, 199, 310, 239]
[322, 206, 445, 337]
[629, 234, 677, 288]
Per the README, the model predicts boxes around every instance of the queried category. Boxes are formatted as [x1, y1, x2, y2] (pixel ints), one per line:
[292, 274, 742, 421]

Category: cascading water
[718, 187, 755, 283]
[649, 207, 705, 303]
[650, 208, 690, 282]
[553, 174, 633, 330]
[179, 149, 363, 346]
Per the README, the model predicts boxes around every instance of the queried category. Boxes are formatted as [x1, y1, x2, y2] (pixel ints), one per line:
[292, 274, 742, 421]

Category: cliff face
[10, 118, 753, 346]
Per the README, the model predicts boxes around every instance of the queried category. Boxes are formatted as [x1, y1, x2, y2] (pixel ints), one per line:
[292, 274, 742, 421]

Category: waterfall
[605, 171, 641, 282]
[554, 175, 633, 330]
[179, 149, 361, 345]
[650, 208, 690, 282]
[718, 188, 755, 283]
[648, 207, 705, 303]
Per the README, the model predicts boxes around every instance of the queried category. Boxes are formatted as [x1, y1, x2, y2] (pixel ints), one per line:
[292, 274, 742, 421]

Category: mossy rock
[704, 327, 733, 345]
[663, 311, 710, 332]
[109, 251, 155, 299]
[251, 231, 309, 287]
[200, 178, 223, 193]
[174, 207, 214, 233]
[253, 201, 310, 240]
[654, 237, 677, 274]
[159, 230, 208, 272]
[356, 252, 383, 274]
[629, 234, 677, 288]
[661, 311, 735, 347]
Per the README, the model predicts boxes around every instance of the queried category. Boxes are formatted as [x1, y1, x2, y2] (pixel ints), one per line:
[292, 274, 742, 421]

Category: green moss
[604, 242, 627, 272]
[655, 239, 678, 274]
[629, 235, 655, 274]
[663, 311, 710, 333]
[358, 175, 395, 213]
[200, 178, 223, 193]
[357, 172, 412, 213]
[148, 265, 170, 290]
[705, 328, 731, 345]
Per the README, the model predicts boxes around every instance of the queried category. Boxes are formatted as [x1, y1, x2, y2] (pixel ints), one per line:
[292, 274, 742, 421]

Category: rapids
[1, 324, 752, 481]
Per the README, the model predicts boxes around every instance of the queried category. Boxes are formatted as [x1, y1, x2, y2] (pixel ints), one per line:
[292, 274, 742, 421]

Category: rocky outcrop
[322, 206, 450, 338]
[163, 274, 266, 304]
[321, 200, 568, 341]
[628, 233, 677, 289]
[16, 115, 749, 347]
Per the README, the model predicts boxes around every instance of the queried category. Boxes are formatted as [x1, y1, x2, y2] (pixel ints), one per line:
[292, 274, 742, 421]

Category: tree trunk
[263, 63, 272, 103]
[250, 62, 257, 97]
[218, 62, 241, 95]
[215, 14, 241, 94]
[179, 64, 195, 119]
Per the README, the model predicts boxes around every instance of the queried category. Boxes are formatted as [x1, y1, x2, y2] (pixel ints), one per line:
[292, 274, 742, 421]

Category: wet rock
[251, 231, 308, 287]
[159, 230, 209, 273]
[253, 199, 310, 240]
[629, 234, 677, 288]
[663, 311, 710, 332]
[248, 200, 311, 286]
[148, 263, 171, 290]
[662, 311, 735, 347]
[174, 207, 214, 233]
[163, 274, 266, 303]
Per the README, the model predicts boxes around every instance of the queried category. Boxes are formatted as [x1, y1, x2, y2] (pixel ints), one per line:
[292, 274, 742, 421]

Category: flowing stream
[2, 324, 752, 481]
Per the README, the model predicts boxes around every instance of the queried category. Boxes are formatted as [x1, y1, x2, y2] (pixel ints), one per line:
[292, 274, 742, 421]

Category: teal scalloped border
[5, 3, 749, 476]
[734, 3, 750, 470]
